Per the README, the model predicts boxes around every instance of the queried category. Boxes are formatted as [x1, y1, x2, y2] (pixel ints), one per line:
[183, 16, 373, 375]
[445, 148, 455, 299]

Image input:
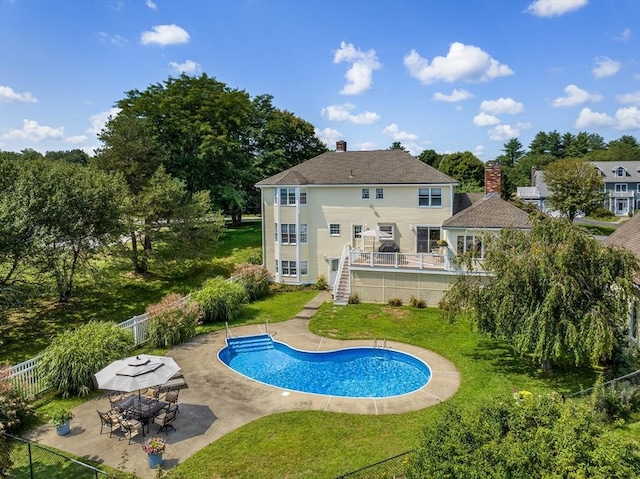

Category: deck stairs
[226, 334, 274, 353]
[333, 248, 351, 305]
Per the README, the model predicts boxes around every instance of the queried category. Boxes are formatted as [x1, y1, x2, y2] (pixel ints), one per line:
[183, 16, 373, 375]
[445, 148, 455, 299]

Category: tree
[389, 141, 407, 151]
[440, 216, 639, 371]
[408, 392, 640, 479]
[437, 151, 484, 191]
[545, 157, 606, 221]
[496, 138, 525, 165]
[416, 149, 442, 168]
[44, 149, 90, 165]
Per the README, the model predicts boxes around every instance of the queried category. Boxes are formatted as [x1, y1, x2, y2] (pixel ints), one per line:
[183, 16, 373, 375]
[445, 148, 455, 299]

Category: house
[255, 141, 531, 306]
[517, 161, 640, 217]
[603, 214, 640, 345]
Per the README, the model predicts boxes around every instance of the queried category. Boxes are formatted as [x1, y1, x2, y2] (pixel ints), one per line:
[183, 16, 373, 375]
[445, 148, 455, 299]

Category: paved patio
[26, 291, 460, 478]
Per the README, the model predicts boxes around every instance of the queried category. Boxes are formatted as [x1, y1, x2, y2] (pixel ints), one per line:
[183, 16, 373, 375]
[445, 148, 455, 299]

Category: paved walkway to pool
[26, 291, 460, 478]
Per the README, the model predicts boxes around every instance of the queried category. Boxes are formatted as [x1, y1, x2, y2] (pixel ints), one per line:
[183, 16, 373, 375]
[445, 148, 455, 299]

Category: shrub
[0, 364, 34, 434]
[315, 274, 328, 291]
[245, 250, 263, 265]
[592, 381, 640, 422]
[233, 264, 271, 301]
[409, 296, 426, 308]
[146, 294, 201, 348]
[191, 276, 248, 323]
[388, 298, 402, 306]
[38, 321, 133, 397]
[348, 294, 360, 304]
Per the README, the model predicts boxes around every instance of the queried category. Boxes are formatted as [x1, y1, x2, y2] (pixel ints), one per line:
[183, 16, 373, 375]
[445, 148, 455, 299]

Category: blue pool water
[217, 334, 431, 398]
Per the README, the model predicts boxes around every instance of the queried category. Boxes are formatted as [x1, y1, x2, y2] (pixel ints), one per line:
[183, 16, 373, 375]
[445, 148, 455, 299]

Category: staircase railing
[333, 244, 351, 300]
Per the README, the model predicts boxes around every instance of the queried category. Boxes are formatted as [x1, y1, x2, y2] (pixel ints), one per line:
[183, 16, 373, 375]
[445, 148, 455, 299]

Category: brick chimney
[484, 162, 502, 196]
[336, 140, 347, 152]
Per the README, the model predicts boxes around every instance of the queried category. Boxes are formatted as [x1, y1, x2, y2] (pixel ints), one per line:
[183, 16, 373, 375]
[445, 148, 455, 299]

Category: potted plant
[142, 436, 166, 469]
[50, 408, 74, 436]
[435, 239, 448, 254]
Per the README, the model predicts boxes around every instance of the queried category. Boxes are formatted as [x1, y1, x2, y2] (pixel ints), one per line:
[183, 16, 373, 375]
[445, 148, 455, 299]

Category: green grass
[166, 303, 604, 479]
[1, 222, 262, 364]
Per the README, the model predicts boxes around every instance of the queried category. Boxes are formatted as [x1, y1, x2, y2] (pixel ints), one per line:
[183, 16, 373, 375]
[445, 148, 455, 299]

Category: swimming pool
[217, 334, 431, 398]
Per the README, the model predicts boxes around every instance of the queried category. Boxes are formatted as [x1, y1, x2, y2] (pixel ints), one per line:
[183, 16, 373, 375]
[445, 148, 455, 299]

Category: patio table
[113, 396, 168, 435]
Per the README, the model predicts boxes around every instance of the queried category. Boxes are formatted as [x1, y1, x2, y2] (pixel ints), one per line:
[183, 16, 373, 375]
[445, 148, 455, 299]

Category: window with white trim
[281, 260, 297, 276]
[457, 234, 484, 257]
[300, 224, 308, 244]
[329, 224, 341, 236]
[299, 188, 307, 205]
[353, 224, 363, 239]
[615, 167, 626, 177]
[375, 188, 384, 200]
[378, 224, 394, 240]
[278, 188, 303, 206]
[275, 259, 278, 273]
[615, 184, 628, 193]
[280, 224, 296, 244]
[300, 261, 308, 276]
[361, 188, 370, 200]
[418, 187, 442, 207]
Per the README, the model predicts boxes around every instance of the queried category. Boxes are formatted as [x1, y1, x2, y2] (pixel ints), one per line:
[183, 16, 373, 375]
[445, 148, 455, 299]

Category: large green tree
[409, 392, 640, 479]
[416, 149, 442, 168]
[544, 158, 606, 221]
[440, 216, 639, 371]
[437, 151, 484, 191]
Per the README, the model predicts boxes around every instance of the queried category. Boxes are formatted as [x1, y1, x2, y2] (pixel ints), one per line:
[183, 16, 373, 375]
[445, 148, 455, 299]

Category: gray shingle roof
[591, 161, 640, 182]
[255, 150, 458, 186]
[603, 215, 640, 271]
[443, 194, 531, 229]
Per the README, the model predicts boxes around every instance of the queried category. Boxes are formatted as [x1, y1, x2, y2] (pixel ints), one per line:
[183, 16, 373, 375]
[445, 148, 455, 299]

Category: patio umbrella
[360, 228, 392, 251]
[94, 354, 180, 399]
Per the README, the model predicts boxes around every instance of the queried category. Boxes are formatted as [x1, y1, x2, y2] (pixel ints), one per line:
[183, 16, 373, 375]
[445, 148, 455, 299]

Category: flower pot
[56, 420, 71, 436]
[147, 453, 163, 469]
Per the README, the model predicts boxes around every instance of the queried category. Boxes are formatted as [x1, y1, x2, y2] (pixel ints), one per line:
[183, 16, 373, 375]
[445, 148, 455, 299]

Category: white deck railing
[349, 250, 446, 270]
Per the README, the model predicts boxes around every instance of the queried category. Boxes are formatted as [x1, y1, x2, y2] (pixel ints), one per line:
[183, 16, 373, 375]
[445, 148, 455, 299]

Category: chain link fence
[3, 433, 111, 479]
[335, 450, 413, 479]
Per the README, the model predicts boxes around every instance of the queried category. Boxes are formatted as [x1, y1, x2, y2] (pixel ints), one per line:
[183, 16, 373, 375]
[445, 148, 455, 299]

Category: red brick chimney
[336, 140, 347, 152]
[484, 162, 502, 196]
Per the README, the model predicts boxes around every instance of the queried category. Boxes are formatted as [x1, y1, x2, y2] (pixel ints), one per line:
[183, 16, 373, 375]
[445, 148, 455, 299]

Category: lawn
[165, 303, 605, 479]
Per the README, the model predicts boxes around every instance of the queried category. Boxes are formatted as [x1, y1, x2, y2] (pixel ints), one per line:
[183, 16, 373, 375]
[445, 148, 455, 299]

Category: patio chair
[118, 417, 144, 444]
[108, 392, 124, 408]
[142, 387, 160, 399]
[153, 407, 177, 435]
[97, 410, 120, 438]
[163, 389, 179, 413]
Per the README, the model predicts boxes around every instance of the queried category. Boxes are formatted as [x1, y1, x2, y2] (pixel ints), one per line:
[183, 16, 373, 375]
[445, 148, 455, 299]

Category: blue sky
[1, 0, 639, 160]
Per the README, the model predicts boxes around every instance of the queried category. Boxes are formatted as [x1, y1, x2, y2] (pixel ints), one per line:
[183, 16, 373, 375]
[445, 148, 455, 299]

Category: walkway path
[27, 291, 460, 478]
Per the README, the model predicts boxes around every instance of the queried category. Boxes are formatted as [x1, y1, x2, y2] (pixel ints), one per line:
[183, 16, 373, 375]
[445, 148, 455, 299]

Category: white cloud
[321, 103, 380, 124]
[404, 42, 513, 85]
[616, 28, 631, 41]
[480, 97, 524, 115]
[615, 106, 640, 130]
[616, 90, 640, 105]
[474, 112, 500, 126]
[146, 0, 157, 10]
[2, 119, 64, 142]
[333, 41, 381, 95]
[65, 135, 87, 144]
[488, 124, 520, 141]
[432, 89, 473, 102]
[592, 56, 621, 78]
[0, 86, 37, 103]
[526, 0, 587, 17]
[87, 107, 121, 136]
[169, 59, 201, 74]
[141, 24, 190, 46]
[315, 127, 343, 147]
[382, 123, 418, 141]
[551, 84, 602, 107]
[358, 141, 378, 151]
[98, 32, 127, 45]
[474, 145, 485, 158]
[575, 107, 615, 128]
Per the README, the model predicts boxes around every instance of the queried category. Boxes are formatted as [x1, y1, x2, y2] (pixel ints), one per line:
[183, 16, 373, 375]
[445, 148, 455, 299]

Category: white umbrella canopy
[360, 228, 392, 251]
[94, 354, 180, 393]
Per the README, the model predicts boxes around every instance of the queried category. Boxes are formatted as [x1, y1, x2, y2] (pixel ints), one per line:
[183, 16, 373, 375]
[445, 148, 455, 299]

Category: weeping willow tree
[440, 215, 639, 372]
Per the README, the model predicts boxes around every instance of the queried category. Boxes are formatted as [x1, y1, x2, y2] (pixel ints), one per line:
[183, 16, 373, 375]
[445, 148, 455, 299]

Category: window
[288, 189, 296, 205]
[299, 189, 307, 205]
[418, 187, 442, 207]
[280, 260, 298, 276]
[615, 184, 628, 193]
[375, 188, 384, 200]
[281, 261, 289, 275]
[616, 167, 626, 177]
[280, 224, 296, 244]
[353, 224, 363, 239]
[300, 261, 308, 276]
[329, 224, 341, 236]
[300, 224, 308, 244]
[378, 224, 394, 240]
[275, 259, 278, 274]
[457, 234, 483, 257]
[274, 189, 278, 205]
[274, 223, 278, 242]
[361, 188, 370, 200]
[278, 188, 304, 206]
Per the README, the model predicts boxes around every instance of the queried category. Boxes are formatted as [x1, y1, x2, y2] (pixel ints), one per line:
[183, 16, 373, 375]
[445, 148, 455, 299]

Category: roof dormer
[613, 166, 629, 178]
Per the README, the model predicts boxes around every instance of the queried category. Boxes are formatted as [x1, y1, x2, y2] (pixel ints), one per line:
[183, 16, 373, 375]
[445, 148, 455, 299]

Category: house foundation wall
[351, 270, 455, 306]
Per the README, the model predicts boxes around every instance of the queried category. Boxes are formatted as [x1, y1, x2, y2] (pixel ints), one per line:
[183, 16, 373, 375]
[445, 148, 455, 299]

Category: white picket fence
[6, 294, 191, 398]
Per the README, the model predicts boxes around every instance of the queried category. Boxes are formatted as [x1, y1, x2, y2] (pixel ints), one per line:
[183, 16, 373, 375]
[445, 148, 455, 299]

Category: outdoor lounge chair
[153, 407, 177, 435]
[97, 410, 120, 438]
[118, 417, 144, 444]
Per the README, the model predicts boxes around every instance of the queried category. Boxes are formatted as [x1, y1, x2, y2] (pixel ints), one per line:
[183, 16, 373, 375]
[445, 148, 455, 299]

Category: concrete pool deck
[26, 291, 460, 478]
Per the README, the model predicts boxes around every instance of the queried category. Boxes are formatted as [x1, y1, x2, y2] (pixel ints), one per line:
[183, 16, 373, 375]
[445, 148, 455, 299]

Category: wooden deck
[349, 251, 447, 270]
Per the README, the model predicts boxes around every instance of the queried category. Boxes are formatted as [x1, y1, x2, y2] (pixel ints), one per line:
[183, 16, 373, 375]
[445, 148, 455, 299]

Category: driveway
[26, 291, 460, 478]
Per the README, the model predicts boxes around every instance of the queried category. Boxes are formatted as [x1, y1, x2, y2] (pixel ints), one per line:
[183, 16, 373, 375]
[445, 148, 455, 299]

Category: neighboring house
[256, 141, 531, 306]
[603, 214, 640, 345]
[517, 161, 640, 217]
